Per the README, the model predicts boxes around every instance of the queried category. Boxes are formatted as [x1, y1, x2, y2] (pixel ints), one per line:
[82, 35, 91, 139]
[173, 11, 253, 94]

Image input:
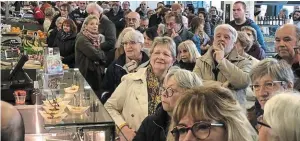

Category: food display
[67, 105, 90, 114]
[64, 85, 79, 94]
[40, 98, 69, 123]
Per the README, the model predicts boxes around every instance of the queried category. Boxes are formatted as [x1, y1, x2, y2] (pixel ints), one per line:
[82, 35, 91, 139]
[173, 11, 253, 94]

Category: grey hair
[86, 2, 103, 14]
[55, 17, 67, 27]
[157, 23, 166, 36]
[249, 58, 294, 85]
[122, 30, 145, 44]
[264, 91, 300, 141]
[140, 17, 149, 21]
[115, 27, 135, 48]
[44, 7, 55, 18]
[150, 36, 176, 59]
[214, 24, 238, 42]
[165, 68, 203, 89]
[80, 15, 99, 32]
[241, 26, 258, 42]
[177, 40, 201, 62]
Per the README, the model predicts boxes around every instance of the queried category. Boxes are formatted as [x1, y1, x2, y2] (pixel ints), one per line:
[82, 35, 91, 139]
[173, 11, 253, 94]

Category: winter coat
[106, 8, 126, 37]
[177, 61, 196, 71]
[104, 68, 149, 131]
[204, 21, 212, 38]
[98, 15, 117, 55]
[69, 8, 88, 32]
[53, 31, 76, 68]
[173, 27, 197, 48]
[149, 14, 163, 28]
[247, 42, 266, 60]
[229, 18, 266, 51]
[100, 52, 149, 103]
[193, 47, 252, 107]
[133, 104, 170, 141]
[47, 28, 59, 47]
[75, 32, 106, 91]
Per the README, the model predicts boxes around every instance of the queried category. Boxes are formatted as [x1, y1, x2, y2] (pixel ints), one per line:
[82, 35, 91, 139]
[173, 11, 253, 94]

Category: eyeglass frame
[121, 41, 141, 47]
[159, 86, 176, 98]
[257, 115, 271, 129]
[171, 121, 224, 140]
[250, 81, 286, 91]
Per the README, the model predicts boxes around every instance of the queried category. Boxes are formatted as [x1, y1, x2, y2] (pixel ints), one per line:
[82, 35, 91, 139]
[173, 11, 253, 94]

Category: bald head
[1, 101, 25, 141]
[126, 12, 141, 29]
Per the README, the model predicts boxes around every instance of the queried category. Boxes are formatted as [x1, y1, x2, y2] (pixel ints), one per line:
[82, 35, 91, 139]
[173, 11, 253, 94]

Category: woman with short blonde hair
[177, 40, 200, 71]
[167, 86, 257, 141]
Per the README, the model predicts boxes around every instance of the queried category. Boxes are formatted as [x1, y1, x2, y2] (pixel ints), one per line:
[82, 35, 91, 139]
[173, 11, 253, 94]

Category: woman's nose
[182, 130, 197, 141]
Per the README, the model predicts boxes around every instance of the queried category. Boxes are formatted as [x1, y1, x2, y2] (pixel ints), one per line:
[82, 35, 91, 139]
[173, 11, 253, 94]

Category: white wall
[120, 1, 164, 11]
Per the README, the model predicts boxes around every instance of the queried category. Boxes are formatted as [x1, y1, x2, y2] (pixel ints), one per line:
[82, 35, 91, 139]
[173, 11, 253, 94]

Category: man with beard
[229, 1, 266, 51]
[106, 1, 125, 37]
[293, 10, 300, 28]
[274, 24, 300, 90]
[69, 1, 88, 32]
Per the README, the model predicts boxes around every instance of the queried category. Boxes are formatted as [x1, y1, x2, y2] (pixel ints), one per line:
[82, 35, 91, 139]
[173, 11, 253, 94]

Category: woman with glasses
[101, 30, 150, 103]
[105, 36, 176, 141]
[167, 86, 257, 141]
[177, 40, 201, 71]
[249, 58, 294, 133]
[261, 92, 300, 141]
[133, 68, 202, 141]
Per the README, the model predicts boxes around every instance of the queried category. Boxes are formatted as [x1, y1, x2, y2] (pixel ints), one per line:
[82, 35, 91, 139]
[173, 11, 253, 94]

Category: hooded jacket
[229, 18, 266, 51]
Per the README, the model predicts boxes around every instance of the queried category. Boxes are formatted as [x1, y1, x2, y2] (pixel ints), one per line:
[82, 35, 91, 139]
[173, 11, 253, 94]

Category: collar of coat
[120, 67, 148, 83]
[200, 47, 246, 65]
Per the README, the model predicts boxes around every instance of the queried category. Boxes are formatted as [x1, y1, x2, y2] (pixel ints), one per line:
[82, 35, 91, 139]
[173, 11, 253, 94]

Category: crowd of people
[2, 1, 300, 141]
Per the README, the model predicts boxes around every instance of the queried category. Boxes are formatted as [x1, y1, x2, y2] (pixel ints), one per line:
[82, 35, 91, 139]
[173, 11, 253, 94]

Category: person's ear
[287, 82, 294, 89]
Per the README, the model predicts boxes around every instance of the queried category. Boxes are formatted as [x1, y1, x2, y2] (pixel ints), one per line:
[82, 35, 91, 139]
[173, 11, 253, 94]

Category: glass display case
[16, 69, 116, 141]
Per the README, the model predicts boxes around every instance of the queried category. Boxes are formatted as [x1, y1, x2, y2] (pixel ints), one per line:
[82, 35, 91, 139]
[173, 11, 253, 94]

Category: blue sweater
[229, 18, 266, 51]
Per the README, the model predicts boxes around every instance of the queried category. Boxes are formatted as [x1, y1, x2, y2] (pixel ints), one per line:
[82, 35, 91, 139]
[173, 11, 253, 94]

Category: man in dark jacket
[165, 11, 196, 48]
[241, 26, 265, 60]
[86, 3, 117, 56]
[106, 1, 125, 37]
[69, 1, 88, 32]
[229, 1, 266, 51]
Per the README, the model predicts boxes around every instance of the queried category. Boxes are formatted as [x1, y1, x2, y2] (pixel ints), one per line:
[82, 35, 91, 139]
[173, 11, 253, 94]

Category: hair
[214, 24, 238, 42]
[150, 36, 176, 60]
[167, 86, 257, 141]
[165, 11, 183, 25]
[165, 69, 203, 90]
[190, 17, 205, 33]
[60, 3, 71, 13]
[81, 15, 99, 32]
[241, 26, 258, 42]
[198, 11, 207, 19]
[187, 4, 195, 14]
[147, 9, 154, 15]
[140, 16, 149, 21]
[144, 27, 158, 41]
[157, 23, 166, 36]
[177, 40, 201, 63]
[122, 30, 145, 44]
[234, 1, 247, 11]
[295, 25, 300, 45]
[114, 27, 135, 60]
[86, 2, 104, 14]
[55, 17, 67, 27]
[171, 3, 181, 12]
[264, 91, 300, 141]
[1, 101, 25, 141]
[237, 31, 253, 52]
[30, 1, 38, 7]
[44, 7, 55, 18]
[157, 2, 164, 7]
[249, 58, 294, 85]
[62, 19, 77, 33]
[122, 1, 130, 6]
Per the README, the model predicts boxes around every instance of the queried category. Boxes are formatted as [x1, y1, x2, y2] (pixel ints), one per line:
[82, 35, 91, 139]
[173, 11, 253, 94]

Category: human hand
[119, 126, 136, 141]
[126, 60, 138, 73]
[171, 29, 179, 38]
[212, 43, 224, 63]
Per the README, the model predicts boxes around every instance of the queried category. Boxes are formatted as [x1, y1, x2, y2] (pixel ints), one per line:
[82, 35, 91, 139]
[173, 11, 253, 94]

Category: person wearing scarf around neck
[177, 40, 201, 71]
[75, 15, 106, 93]
[53, 19, 77, 68]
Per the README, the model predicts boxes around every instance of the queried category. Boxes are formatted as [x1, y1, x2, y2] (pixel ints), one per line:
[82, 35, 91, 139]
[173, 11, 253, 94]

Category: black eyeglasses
[159, 87, 175, 97]
[171, 121, 224, 140]
[257, 116, 271, 129]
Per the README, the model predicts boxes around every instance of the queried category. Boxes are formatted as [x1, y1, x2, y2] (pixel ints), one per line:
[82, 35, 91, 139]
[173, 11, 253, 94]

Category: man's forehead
[128, 13, 139, 19]
[276, 26, 296, 37]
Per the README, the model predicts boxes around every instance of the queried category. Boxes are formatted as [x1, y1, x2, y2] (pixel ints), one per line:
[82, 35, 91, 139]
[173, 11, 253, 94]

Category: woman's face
[123, 40, 142, 60]
[198, 13, 205, 20]
[57, 19, 64, 30]
[63, 24, 70, 33]
[85, 19, 99, 32]
[143, 32, 153, 49]
[242, 29, 255, 42]
[161, 76, 185, 113]
[176, 115, 226, 141]
[150, 44, 174, 73]
[179, 47, 191, 63]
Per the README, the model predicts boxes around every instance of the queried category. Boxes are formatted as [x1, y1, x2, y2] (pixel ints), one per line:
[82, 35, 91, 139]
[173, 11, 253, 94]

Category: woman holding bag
[75, 15, 106, 92]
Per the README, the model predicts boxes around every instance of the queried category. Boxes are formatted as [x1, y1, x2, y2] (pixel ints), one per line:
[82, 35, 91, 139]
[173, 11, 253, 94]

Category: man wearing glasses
[125, 12, 145, 33]
[69, 2, 88, 32]
[274, 24, 300, 90]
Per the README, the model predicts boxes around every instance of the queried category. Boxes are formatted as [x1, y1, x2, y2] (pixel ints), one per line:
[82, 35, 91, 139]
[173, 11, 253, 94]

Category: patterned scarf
[82, 29, 100, 48]
[60, 31, 72, 40]
[146, 65, 161, 115]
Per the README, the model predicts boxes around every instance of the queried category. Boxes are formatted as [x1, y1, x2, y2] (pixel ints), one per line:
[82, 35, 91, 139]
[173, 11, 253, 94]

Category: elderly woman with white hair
[260, 92, 300, 141]
[177, 40, 201, 71]
[193, 24, 252, 108]
[101, 30, 150, 103]
[47, 16, 67, 47]
[133, 68, 203, 141]
[105, 36, 176, 141]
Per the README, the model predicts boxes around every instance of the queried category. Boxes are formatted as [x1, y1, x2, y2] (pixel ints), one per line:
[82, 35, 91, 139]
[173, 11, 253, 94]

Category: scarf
[60, 31, 72, 40]
[146, 65, 161, 115]
[82, 29, 100, 48]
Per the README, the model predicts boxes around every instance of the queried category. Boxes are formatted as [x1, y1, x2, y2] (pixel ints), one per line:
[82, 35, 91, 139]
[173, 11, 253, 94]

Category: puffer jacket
[193, 47, 252, 107]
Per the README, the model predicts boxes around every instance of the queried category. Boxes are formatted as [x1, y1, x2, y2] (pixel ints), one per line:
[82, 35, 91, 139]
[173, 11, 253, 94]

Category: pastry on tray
[64, 85, 79, 93]
[43, 100, 70, 107]
[39, 111, 68, 122]
[42, 104, 66, 114]
[67, 105, 90, 114]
